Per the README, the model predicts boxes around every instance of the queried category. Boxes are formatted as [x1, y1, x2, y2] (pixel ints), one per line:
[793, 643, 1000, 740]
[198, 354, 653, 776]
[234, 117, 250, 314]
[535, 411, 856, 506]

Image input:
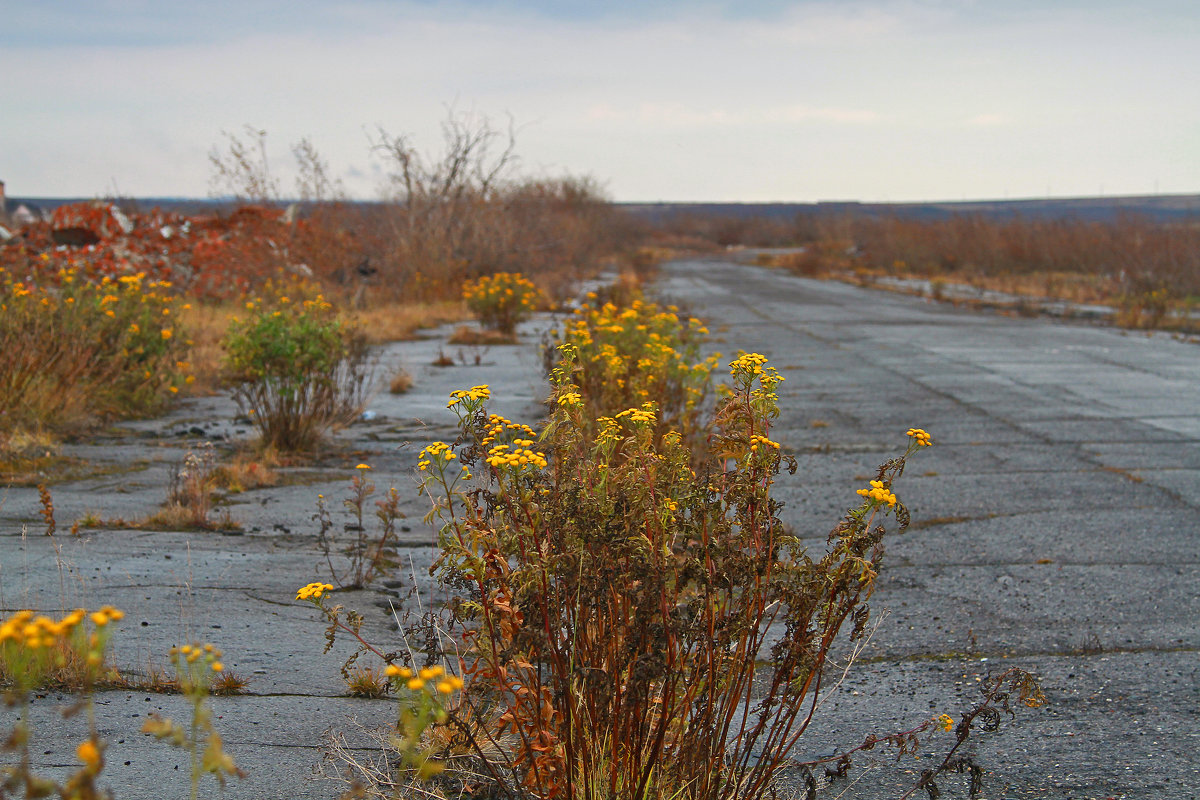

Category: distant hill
[621, 194, 1200, 224]
[8, 193, 1200, 225]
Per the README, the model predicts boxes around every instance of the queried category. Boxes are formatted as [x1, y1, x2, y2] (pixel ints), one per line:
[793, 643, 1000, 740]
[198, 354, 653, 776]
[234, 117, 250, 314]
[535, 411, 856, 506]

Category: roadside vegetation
[302, 290, 1043, 800]
[644, 208, 1200, 333]
[1, 119, 1057, 799]
[1, 280, 1045, 800]
[0, 112, 634, 462]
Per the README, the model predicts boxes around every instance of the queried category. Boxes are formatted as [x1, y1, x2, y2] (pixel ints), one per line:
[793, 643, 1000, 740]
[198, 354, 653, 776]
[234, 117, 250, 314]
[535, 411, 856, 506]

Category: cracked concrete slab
[3, 259, 1198, 799]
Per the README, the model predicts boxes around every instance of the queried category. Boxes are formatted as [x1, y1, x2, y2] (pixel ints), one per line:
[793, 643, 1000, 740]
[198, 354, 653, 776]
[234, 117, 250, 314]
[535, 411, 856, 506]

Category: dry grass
[349, 300, 468, 344]
[446, 325, 518, 346]
[212, 669, 251, 695]
[210, 451, 280, 492]
[388, 367, 414, 395]
[344, 666, 390, 698]
[138, 503, 240, 532]
[178, 301, 240, 396]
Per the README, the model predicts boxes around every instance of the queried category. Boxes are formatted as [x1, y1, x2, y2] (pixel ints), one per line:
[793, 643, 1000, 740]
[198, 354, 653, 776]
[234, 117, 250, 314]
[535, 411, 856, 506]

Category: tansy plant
[550, 294, 719, 444]
[142, 642, 244, 800]
[1, 606, 124, 799]
[462, 271, 543, 336]
[0, 267, 191, 440]
[402, 352, 1041, 800]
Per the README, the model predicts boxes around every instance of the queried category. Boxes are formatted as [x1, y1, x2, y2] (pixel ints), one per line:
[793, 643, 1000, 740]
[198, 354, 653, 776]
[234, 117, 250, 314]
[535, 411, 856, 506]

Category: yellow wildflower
[76, 740, 101, 771]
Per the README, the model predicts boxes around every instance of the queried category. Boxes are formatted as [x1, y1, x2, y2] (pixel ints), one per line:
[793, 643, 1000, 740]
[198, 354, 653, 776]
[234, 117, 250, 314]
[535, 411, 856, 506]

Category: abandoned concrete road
[658, 258, 1200, 799]
[2, 257, 1197, 799]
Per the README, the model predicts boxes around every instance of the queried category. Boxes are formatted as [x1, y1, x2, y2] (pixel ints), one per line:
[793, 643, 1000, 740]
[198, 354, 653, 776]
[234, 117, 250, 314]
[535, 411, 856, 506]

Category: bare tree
[293, 137, 346, 203]
[208, 125, 280, 203]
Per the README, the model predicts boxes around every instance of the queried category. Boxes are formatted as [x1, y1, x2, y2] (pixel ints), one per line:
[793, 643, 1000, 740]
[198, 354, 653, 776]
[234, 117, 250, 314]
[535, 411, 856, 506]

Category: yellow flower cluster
[615, 404, 657, 426]
[938, 713, 955, 732]
[857, 480, 897, 508]
[171, 642, 225, 673]
[462, 272, 540, 306]
[749, 434, 781, 452]
[557, 299, 717, 425]
[448, 385, 491, 408]
[487, 441, 548, 470]
[595, 416, 623, 447]
[90, 606, 125, 627]
[0, 606, 124, 689]
[462, 272, 542, 333]
[480, 414, 537, 448]
[418, 441, 455, 471]
[730, 352, 785, 395]
[296, 582, 335, 601]
[1, 608, 84, 649]
[556, 391, 582, 407]
[384, 663, 465, 695]
[730, 352, 769, 374]
[907, 428, 933, 447]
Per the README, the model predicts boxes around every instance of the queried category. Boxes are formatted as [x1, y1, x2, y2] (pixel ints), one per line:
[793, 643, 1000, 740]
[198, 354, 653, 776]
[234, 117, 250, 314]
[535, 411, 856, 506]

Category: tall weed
[414, 358, 939, 800]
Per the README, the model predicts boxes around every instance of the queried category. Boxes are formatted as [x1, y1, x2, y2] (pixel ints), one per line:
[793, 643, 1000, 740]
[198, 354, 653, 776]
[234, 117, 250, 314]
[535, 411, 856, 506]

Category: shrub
[411, 361, 952, 800]
[462, 271, 543, 336]
[222, 290, 370, 452]
[0, 267, 191, 439]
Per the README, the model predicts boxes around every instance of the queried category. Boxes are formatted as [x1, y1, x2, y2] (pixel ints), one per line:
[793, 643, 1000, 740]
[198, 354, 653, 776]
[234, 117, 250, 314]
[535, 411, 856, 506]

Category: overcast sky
[2, 0, 1197, 202]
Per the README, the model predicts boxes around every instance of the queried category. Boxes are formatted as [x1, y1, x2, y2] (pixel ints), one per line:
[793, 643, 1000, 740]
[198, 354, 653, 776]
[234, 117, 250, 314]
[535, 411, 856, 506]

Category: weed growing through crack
[0, 606, 124, 798]
[405, 377, 1039, 800]
[314, 464, 404, 589]
[142, 642, 244, 800]
[303, 361, 1036, 800]
[156, 441, 220, 528]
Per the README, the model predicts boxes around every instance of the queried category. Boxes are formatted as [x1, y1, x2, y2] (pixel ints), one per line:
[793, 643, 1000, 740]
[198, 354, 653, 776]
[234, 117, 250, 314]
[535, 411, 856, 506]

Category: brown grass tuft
[388, 367, 414, 395]
[446, 326, 518, 346]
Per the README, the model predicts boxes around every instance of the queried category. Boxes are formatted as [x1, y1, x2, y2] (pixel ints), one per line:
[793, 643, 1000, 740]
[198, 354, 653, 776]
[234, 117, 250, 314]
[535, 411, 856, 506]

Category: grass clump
[387, 366, 415, 395]
[222, 289, 370, 453]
